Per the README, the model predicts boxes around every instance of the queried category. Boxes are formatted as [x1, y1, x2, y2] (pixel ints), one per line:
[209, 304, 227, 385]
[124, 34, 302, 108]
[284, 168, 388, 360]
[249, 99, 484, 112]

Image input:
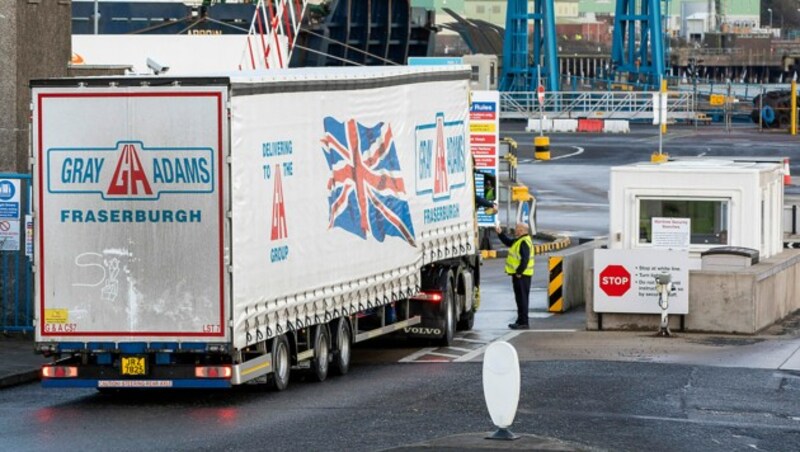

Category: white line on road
[426, 351, 461, 358]
[454, 338, 490, 344]
[550, 146, 584, 161]
[526, 146, 584, 164]
[454, 329, 578, 362]
[444, 346, 473, 353]
[454, 331, 523, 362]
[398, 347, 437, 363]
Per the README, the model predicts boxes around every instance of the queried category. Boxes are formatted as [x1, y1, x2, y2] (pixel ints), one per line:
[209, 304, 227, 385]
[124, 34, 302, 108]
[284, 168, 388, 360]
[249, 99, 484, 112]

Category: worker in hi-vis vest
[495, 223, 534, 329]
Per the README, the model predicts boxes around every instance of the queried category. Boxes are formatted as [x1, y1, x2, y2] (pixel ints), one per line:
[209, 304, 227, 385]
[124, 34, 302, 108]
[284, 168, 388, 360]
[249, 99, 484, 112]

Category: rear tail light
[42, 366, 78, 378]
[195, 366, 232, 379]
[411, 291, 443, 303]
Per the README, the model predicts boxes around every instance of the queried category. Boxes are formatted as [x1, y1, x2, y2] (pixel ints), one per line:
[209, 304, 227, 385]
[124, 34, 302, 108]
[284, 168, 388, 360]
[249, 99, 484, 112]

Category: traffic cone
[785, 158, 792, 185]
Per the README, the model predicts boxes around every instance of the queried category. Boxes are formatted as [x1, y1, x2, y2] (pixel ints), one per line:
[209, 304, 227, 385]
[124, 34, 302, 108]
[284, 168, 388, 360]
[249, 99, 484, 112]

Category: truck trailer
[32, 66, 480, 389]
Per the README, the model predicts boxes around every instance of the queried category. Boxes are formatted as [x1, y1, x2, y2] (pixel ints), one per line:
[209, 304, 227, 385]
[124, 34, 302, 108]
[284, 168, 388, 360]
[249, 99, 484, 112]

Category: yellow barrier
[534, 136, 551, 160]
[548, 256, 564, 313]
[511, 185, 530, 201]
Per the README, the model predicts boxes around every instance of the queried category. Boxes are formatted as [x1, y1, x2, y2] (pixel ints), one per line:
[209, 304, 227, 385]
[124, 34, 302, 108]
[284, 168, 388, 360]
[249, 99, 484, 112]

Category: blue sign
[0, 180, 15, 201]
[0, 203, 19, 219]
[0, 179, 21, 219]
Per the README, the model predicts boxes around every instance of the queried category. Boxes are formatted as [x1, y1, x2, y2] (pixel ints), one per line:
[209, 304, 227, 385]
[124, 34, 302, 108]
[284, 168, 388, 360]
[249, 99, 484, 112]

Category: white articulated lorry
[32, 66, 481, 389]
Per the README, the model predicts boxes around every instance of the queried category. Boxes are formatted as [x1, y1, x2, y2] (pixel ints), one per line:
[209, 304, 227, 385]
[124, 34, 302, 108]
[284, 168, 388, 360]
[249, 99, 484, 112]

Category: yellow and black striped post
[534, 136, 550, 160]
[548, 256, 563, 313]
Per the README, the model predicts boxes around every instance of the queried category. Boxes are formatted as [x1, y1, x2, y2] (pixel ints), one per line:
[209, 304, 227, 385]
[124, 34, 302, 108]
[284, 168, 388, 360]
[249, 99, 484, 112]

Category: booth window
[638, 198, 729, 245]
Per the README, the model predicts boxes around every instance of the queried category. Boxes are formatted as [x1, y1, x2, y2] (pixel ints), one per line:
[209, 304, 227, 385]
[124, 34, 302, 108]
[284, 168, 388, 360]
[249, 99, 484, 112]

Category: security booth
[608, 159, 784, 261]
[588, 158, 800, 334]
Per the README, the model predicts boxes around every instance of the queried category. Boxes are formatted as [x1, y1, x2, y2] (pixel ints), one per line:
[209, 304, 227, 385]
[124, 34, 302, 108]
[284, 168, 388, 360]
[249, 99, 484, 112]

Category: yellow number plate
[121, 357, 147, 376]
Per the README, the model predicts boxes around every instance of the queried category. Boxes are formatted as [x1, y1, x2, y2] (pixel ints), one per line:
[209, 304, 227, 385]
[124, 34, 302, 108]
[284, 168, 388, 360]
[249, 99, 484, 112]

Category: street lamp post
[768, 8, 773, 29]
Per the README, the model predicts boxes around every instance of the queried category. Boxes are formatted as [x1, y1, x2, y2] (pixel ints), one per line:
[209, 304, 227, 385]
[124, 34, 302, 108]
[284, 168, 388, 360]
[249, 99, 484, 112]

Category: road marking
[454, 331, 524, 362]
[524, 146, 584, 164]
[398, 347, 437, 363]
[426, 351, 461, 358]
[550, 146, 584, 161]
[444, 346, 473, 353]
[454, 337, 489, 344]
[400, 329, 578, 363]
[454, 329, 578, 363]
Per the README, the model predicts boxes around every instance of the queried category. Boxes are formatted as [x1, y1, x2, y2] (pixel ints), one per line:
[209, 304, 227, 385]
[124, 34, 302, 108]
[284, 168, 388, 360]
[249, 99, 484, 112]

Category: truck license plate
[121, 356, 147, 376]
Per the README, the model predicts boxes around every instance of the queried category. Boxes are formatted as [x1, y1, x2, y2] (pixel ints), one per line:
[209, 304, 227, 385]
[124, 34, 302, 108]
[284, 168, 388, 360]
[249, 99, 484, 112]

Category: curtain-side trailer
[32, 67, 480, 389]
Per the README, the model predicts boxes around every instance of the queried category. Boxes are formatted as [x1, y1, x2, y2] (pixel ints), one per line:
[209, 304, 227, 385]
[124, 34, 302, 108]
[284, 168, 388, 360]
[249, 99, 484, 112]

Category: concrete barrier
[602, 120, 630, 133]
[545, 238, 606, 313]
[585, 249, 800, 333]
[577, 118, 603, 132]
[526, 118, 629, 133]
[526, 118, 554, 132]
[552, 119, 578, 132]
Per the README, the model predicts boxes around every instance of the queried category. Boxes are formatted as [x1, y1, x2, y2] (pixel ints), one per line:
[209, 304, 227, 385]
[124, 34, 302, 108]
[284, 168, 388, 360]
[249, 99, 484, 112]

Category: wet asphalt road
[1, 360, 798, 452]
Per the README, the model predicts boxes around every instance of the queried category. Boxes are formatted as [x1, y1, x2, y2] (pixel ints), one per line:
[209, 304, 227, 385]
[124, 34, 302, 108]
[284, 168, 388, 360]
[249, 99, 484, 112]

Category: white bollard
[483, 341, 521, 440]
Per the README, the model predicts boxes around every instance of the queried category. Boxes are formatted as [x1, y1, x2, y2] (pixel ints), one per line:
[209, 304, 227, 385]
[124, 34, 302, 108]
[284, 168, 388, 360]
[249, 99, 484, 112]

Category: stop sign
[599, 265, 631, 297]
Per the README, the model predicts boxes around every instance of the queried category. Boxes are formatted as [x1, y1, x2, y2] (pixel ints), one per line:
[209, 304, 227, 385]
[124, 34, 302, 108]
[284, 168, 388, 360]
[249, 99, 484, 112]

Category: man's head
[514, 223, 529, 237]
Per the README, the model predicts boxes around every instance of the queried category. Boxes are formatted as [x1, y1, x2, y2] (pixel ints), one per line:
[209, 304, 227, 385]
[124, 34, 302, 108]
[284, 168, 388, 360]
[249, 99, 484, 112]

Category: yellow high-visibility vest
[505, 235, 534, 276]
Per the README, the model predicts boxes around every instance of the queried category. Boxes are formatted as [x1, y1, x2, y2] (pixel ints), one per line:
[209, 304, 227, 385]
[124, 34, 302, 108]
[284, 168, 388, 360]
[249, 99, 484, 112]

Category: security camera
[654, 273, 671, 286]
[146, 58, 169, 75]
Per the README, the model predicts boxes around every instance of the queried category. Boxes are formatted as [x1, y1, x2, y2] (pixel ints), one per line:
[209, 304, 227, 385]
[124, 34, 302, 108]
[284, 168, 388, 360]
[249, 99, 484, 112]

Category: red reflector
[411, 291, 443, 303]
[195, 366, 232, 379]
[42, 366, 78, 378]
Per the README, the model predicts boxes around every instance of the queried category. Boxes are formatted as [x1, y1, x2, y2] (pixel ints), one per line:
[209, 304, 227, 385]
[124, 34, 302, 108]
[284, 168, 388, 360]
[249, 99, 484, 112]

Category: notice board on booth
[593, 249, 690, 314]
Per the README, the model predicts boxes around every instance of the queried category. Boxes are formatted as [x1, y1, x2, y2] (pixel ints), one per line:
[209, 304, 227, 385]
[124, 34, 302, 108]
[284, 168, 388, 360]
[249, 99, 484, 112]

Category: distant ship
[71, 0, 436, 67]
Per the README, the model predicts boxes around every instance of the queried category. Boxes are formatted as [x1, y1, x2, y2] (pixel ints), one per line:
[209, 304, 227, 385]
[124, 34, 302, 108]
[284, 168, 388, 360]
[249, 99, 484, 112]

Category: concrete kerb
[0, 369, 39, 389]
[0, 336, 47, 389]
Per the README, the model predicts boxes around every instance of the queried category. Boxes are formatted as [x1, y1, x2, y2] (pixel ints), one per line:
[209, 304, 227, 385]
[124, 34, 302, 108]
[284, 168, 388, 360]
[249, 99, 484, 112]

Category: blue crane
[611, 0, 666, 88]
[500, 0, 560, 92]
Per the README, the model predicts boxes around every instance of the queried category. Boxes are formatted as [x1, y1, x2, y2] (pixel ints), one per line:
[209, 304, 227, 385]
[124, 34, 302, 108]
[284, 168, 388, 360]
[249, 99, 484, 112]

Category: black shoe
[508, 323, 529, 330]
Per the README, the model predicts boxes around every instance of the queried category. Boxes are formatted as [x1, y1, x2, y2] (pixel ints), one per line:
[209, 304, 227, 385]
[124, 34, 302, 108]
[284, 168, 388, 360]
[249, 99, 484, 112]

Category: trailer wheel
[438, 275, 456, 346]
[457, 310, 475, 331]
[269, 335, 291, 391]
[310, 325, 331, 382]
[332, 318, 352, 376]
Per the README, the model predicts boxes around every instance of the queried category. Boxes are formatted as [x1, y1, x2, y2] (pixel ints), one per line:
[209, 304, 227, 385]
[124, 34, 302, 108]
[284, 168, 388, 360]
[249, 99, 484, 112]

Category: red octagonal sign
[599, 265, 631, 297]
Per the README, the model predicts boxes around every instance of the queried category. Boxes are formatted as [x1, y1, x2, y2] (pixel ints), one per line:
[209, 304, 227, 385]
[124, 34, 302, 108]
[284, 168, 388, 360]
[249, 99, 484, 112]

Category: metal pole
[658, 76, 664, 155]
[538, 65, 543, 137]
[760, 85, 764, 132]
[94, 0, 100, 35]
[726, 81, 731, 133]
[792, 80, 797, 136]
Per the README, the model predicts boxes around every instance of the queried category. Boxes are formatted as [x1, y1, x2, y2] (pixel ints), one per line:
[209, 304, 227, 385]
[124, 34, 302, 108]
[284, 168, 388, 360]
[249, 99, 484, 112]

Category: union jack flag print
[321, 117, 416, 246]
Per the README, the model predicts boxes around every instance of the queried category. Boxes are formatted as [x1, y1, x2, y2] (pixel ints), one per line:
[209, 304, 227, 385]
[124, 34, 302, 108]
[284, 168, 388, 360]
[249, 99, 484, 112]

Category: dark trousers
[511, 275, 532, 326]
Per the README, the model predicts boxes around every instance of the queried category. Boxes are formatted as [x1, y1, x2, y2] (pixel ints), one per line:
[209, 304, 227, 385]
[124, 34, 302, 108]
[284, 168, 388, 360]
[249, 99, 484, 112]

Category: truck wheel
[332, 318, 352, 376]
[310, 325, 331, 382]
[438, 276, 456, 346]
[269, 335, 291, 391]
[457, 311, 475, 331]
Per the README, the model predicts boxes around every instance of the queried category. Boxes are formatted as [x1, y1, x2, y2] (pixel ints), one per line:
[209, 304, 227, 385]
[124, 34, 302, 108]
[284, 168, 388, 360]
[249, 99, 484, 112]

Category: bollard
[534, 136, 550, 160]
[655, 273, 674, 336]
[483, 341, 521, 440]
[651, 152, 669, 163]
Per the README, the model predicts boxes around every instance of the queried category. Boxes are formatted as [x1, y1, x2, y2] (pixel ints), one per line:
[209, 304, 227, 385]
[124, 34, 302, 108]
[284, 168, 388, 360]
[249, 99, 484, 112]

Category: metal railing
[500, 91, 696, 120]
[676, 83, 791, 101]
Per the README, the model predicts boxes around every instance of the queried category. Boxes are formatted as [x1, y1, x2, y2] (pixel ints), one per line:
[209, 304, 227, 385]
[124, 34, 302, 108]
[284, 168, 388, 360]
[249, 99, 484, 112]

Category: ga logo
[47, 141, 215, 200]
[414, 113, 466, 200]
